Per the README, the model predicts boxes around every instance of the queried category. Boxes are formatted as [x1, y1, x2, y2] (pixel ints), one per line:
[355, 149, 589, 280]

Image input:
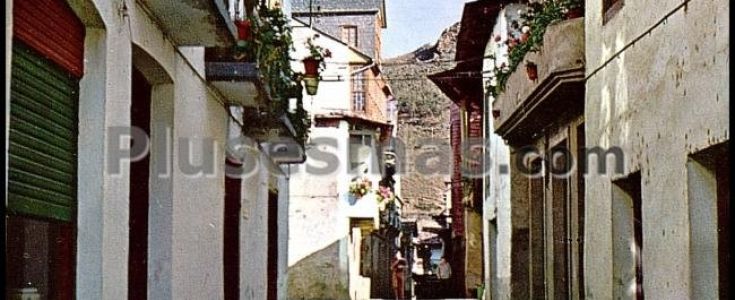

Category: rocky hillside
[383, 23, 459, 218]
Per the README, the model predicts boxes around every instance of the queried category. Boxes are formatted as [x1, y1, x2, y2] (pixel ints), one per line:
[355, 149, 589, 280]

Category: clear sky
[382, 0, 469, 58]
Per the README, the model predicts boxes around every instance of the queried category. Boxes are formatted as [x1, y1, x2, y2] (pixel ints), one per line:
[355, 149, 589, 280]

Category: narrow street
[3, 0, 730, 299]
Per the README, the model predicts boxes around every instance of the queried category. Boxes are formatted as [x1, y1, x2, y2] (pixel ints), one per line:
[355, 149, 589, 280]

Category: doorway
[129, 67, 152, 300]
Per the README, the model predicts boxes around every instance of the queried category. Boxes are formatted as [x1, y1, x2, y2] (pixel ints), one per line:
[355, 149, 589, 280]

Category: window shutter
[13, 0, 86, 77]
[8, 43, 79, 221]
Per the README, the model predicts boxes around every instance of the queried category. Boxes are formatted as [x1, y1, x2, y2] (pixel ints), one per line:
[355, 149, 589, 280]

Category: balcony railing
[493, 18, 585, 142]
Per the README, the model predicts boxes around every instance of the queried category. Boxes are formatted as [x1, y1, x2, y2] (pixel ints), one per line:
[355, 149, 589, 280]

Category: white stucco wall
[288, 24, 380, 298]
[481, 6, 523, 300]
[73, 1, 133, 298]
[5, 0, 277, 298]
[240, 144, 271, 299]
[584, 0, 729, 299]
[288, 125, 347, 266]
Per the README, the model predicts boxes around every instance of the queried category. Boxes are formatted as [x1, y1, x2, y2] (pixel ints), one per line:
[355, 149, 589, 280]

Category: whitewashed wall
[584, 0, 729, 298]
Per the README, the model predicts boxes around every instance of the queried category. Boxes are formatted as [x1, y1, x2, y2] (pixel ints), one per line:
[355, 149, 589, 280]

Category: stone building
[5, 0, 301, 299]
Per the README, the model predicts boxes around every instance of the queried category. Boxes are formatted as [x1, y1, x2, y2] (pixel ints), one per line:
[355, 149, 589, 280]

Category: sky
[382, 0, 469, 58]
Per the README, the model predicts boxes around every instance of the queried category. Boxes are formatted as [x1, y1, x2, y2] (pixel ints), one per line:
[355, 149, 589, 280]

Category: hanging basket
[302, 58, 322, 76]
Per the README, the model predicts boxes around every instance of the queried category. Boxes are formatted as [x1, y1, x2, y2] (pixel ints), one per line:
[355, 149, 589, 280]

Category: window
[602, 0, 624, 24]
[352, 71, 366, 112]
[349, 134, 373, 172]
[342, 26, 358, 47]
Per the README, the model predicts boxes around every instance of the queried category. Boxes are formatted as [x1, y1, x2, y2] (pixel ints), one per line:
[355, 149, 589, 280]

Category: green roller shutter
[8, 43, 79, 221]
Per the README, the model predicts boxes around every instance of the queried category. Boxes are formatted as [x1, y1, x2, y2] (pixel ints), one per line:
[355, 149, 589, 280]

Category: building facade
[465, 0, 729, 299]
[5, 0, 301, 299]
[286, 1, 402, 298]
[583, 0, 729, 298]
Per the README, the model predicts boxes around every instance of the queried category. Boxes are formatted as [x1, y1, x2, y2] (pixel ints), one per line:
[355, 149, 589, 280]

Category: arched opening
[128, 44, 174, 300]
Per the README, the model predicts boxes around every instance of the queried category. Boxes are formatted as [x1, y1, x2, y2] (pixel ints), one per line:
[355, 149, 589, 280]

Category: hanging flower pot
[235, 19, 252, 41]
[303, 75, 320, 96]
[526, 62, 538, 81]
[302, 58, 322, 76]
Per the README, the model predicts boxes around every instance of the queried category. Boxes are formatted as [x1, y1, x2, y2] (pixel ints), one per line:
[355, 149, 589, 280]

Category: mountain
[383, 22, 460, 219]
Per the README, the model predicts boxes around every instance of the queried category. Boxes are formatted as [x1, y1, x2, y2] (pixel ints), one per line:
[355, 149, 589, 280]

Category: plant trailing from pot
[287, 78, 311, 144]
[349, 177, 373, 198]
[485, 0, 570, 98]
[303, 35, 331, 76]
[237, 5, 311, 145]
[526, 61, 538, 81]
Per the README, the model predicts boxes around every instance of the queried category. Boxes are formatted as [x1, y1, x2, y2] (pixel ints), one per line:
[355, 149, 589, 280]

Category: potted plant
[303, 35, 331, 76]
[526, 62, 538, 81]
[349, 178, 372, 198]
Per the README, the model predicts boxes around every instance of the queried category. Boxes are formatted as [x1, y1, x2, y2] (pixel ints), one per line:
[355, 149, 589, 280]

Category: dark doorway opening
[224, 161, 242, 300]
[267, 191, 279, 300]
[129, 67, 152, 300]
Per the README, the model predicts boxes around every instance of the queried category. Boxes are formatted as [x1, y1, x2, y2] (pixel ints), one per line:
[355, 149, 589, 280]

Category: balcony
[493, 18, 585, 143]
[138, 0, 246, 47]
[241, 107, 306, 163]
[205, 47, 260, 107]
